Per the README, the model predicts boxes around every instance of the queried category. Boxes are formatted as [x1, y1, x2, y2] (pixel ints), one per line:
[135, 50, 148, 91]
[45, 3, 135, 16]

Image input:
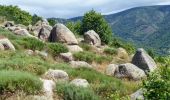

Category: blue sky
[1, 0, 170, 18]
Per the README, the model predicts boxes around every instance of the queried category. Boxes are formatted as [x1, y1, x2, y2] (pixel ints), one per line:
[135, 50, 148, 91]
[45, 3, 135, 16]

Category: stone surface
[48, 23, 78, 45]
[70, 61, 92, 68]
[105, 64, 118, 76]
[44, 69, 69, 82]
[41, 79, 55, 98]
[115, 63, 146, 80]
[84, 30, 101, 47]
[3, 21, 14, 27]
[0, 38, 15, 51]
[14, 29, 33, 37]
[117, 47, 129, 60]
[70, 78, 89, 88]
[25, 50, 34, 55]
[60, 52, 73, 62]
[38, 25, 52, 41]
[35, 50, 48, 57]
[130, 89, 144, 100]
[132, 48, 157, 73]
[66, 45, 83, 53]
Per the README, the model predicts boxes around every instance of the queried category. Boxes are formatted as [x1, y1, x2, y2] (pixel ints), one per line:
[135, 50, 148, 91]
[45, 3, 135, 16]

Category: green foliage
[73, 51, 112, 63]
[56, 83, 99, 100]
[109, 38, 135, 54]
[81, 10, 113, 44]
[47, 43, 68, 56]
[47, 18, 57, 26]
[104, 47, 117, 55]
[0, 70, 42, 94]
[143, 66, 170, 99]
[0, 5, 32, 25]
[79, 43, 92, 51]
[66, 21, 81, 36]
[32, 14, 42, 25]
[19, 37, 45, 51]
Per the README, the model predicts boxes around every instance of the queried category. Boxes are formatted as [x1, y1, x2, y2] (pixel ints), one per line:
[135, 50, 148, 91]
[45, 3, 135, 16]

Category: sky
[1, 0, 170, 19]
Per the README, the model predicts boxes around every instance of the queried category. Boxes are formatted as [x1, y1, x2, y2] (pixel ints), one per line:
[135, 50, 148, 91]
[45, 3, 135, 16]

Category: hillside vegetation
[0, 5, 169, 100]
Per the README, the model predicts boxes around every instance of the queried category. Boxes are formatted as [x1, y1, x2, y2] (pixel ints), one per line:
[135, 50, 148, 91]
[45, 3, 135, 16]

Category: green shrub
[0, 70, 42, 94]
[79, 43, 92, 51]
[0, 51, 47, 75]
[73, 51, 94, 63]
[104, 47, 117, 55]
[56, 83, 99, 100]
[18, 37, 45, 51]
[81, 10, 113, 44]
[73, 51, 112, 63]
[47, 43, 68, 56]
[143, 66, 170, 99]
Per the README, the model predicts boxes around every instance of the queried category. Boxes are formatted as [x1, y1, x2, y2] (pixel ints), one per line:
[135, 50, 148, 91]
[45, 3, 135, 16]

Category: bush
[47, 43, 68, 56]
[56, 83, 99, 100]
[73, 51, 112, 63]
[66, 21, 81, 36]
[81, 10, 113, 44]
[19, 37, 45, 51]
[0, 5, 32, 25]
[0, 70, 42, 94]
[104, 47, 117, 55]
[79, 43, 92, 51]
[143, 66, 170, 99]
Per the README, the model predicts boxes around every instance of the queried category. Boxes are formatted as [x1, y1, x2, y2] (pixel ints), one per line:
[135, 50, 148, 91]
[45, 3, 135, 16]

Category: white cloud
[1, 0, 170, 18]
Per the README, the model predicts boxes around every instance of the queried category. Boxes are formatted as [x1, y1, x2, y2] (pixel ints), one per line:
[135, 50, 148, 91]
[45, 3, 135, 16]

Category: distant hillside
[50, 5, 170, 55]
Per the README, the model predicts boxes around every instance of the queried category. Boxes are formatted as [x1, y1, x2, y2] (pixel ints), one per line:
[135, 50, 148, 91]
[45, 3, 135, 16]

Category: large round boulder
[48, 23, 78, 45]
[70, 78, 89, 88]
[115, 63, 146, 80]
[132, 48, 157, 73]
[44, 69, 69, 82]
[14, 29, 33, 37]
[105, 64, 118, 76]
[84, 30, 101, 47]
[0, 37, 15, 51]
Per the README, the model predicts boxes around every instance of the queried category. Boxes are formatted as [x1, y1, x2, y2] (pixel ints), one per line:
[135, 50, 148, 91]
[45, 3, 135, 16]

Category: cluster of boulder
[106, 48, 157, 81]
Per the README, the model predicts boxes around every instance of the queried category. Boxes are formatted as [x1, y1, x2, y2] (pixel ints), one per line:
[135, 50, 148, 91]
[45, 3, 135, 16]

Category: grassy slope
[0, 28, 141, 100]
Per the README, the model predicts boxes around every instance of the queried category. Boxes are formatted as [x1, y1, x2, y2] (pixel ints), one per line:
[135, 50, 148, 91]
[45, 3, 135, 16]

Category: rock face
[84, 30, 101, 47]
[44, 69, 69, 82]
[132, 48, 157, 73]
[105, 64, 118, 76]
[117, 48, 129, 60]
[70, 79, 89, 88]
[66, 45, 83, 53]
[60, 52, 73, 62]
[31, 20, 52, 41]
[115, 63, 146, 80]
[0, 37, 15, 51]
[3, 21, 14, 27]
[70, 61, 92, 68]
[14, 29, 33, 37]
[48, 23, 78, 45]
[130, 89, 144, 100]
[41, 79, 55, 99]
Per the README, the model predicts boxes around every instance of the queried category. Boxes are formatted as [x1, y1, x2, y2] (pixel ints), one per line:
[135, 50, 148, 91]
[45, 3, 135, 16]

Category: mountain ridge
[49, 5, 170, 55]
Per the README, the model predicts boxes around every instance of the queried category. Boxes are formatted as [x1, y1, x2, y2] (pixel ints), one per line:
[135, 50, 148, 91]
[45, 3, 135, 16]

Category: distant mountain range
[48, 5, 170, 55]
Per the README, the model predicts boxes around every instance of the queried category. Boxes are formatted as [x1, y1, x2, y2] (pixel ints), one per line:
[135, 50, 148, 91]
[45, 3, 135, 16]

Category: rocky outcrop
[105, 64, 118, 76]
[117, 47, 129, 60]
[48, 23, 78, 45]
[14, 29, 34, 37]
[31, 20, 52, 41]
[70, 61, 92, 68]
[66, 45, 83, 53]
[44, 69, 69, 82]
[70, 78, 89, 88]
[0, 37, 15, 51]
[115, 63, 146, 80]
[3, 21, 14, 27]
[60, 52, 73, 62]
[130, 89, 144, 100]
[132, 48, 157, 73]
[84, 30, 101, 47]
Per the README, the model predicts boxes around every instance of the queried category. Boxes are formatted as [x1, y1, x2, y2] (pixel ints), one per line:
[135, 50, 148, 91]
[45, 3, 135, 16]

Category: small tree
[81, 10, 113, 44]
[66, 21, 81, 36]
